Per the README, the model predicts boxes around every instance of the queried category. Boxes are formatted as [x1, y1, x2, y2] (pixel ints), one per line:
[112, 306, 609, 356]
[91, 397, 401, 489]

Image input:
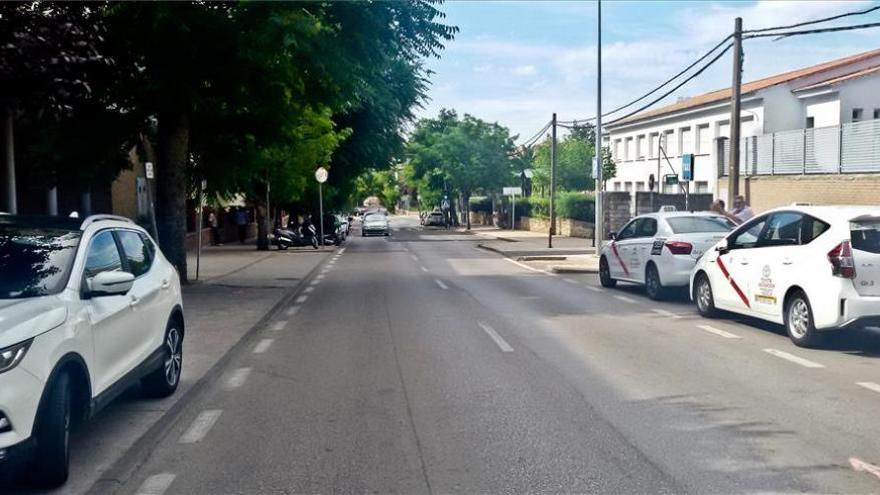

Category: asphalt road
[114, 215, 880, 494]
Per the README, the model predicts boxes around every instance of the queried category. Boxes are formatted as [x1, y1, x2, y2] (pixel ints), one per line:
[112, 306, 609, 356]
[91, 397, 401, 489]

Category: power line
[516, 120, 552, 150]
[558, 34, 733, 124]
[744, 4, 880, 33]
[744, 21, 880, 40]
[607, 42, 734, 124]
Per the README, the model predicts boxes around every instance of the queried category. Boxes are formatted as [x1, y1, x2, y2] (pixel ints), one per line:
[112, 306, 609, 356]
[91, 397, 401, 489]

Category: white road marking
[224, 367, 251, 390]
[135, 473, 176, 495]
[850, 457, 880, 481]
[697, 324, 741, 339]
[410, 254, 418, 261]
[338, 248, 346, 254]
[651, 308, 683, 319]
[286, 306, 300, 316]
[296, 295, 308, 304]
[316, 274, 325, 280]
[179, 410, 223, 444]
[253, 339, 274, 354]
[309, 279, 320, 286]
[585, 285, 604, 293]
[856, 381, 880, 394]
[270, 320, 287, 332]
[763, 348, 825, 368]
[435, 279, 448, 290]
[304, 286, 314, 294]
[502, 256, 553, 275]
[478, 322, 514, 353]
[614, 295, 636, 303]
[420, 265, 429, 272]
[564, 278, 578, 284]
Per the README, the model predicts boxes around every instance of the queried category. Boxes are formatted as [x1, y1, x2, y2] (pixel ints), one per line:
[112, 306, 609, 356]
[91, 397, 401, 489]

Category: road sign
[503, 186, 522, 196]
[664, 174, 679, 185]
[145, 162, 155, 179]
[315, 167, 328, 183]
[682, 154, 694, 181]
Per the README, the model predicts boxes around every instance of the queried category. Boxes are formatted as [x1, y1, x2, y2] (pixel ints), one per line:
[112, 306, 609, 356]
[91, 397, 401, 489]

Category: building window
[805, 116, 815, 129]
[613, 139, 621, 160]
[696, 124, 711, 154]
[695, 181, 709, 194]
[637, 135, 646, 160]
[635, 181, 645, 192]
[625, 137, 634, 161]
[874, 108, 880, 119]
[613, 182, 622, 191]
[853, 108, 863, 122]
[661, 130, 674, 156]
[679, 127, 693, 155]
[624, 182, 633, 192]
[648, 133, 658, 159]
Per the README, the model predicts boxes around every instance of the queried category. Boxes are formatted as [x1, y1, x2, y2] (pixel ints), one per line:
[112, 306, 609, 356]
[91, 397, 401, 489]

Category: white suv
[0, 214, 184, 487]
[691, 206, 880, 347]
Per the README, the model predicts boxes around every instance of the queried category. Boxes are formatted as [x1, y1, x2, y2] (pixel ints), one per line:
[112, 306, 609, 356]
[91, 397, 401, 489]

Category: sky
[417, 0, 880, 143]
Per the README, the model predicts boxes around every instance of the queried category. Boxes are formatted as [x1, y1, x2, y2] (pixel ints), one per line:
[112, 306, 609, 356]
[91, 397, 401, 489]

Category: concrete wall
[741, 174, 880, 213]
[839, 73, 880, 124]
[516, 216, 595, 239]
[603, 191, 632, 236]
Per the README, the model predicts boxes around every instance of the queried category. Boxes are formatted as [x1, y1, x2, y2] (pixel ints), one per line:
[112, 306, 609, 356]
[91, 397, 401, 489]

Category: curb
[515, 255, 568, 262]
[85, 249, 333, 495]
[550, 266, 599, 274]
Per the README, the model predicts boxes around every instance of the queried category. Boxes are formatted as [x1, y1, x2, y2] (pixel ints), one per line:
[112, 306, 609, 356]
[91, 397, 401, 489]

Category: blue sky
[418, 1, 880, 142]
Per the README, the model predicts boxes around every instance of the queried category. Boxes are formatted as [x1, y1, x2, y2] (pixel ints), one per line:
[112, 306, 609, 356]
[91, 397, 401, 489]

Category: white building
[604, 48, 880, 205]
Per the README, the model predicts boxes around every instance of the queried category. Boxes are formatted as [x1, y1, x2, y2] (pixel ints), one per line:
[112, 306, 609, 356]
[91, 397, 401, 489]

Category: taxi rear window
[851, 220, 880, 254]
[667, 216, 736, 234]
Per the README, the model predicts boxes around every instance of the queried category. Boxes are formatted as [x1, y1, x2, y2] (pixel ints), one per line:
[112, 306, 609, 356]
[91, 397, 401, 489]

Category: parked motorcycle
[274, 225, 318, 250]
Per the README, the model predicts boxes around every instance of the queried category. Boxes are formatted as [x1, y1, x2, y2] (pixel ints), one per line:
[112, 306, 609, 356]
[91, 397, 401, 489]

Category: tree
[406, 110, 517, 229]
[532, 135, 594, 194]
[600, 146, 617, 190]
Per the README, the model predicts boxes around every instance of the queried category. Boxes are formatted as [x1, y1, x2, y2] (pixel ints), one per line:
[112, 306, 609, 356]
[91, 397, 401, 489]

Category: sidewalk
[467, 227, 600, 273]
[65, 242, 332, 495]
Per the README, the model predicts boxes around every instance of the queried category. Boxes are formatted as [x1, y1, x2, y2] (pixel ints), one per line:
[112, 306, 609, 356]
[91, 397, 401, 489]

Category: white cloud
[472, 64, 493, 73]
[512, 64, 537, 76]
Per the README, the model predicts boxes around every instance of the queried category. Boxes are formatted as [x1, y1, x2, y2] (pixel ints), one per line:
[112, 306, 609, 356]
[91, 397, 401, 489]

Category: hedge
[468, 196, 492, 214]
[556, 191, 595, 222]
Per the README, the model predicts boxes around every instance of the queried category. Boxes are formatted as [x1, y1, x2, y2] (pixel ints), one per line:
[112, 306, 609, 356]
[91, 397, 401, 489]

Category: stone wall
[602, 192, 631, 236]
[516, 216, 595, 238]
[736, 174, 880, 214]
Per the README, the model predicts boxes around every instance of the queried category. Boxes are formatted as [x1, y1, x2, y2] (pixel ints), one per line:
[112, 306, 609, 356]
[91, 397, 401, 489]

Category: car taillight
[828, 240, 856, 278]
[664, 241, 693, 255]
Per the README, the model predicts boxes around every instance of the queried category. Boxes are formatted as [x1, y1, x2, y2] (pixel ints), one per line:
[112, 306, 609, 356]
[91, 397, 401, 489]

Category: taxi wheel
[599, 256, 616, 288]
[645, 263, 665, 300]
[694, 273, 717, 317]
[785, 291, 820, 348]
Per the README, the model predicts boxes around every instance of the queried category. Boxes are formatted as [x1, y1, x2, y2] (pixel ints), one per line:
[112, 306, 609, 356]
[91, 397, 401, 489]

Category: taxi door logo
[755, 264, 777, 305]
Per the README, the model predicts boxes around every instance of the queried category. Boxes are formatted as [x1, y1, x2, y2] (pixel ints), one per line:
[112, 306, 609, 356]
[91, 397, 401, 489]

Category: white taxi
[599, 212, 736, 299]
[691, 205, 880, 347]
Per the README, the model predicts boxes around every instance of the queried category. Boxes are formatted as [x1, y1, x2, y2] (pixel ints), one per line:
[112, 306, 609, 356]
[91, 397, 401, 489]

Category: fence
[720, 119, 880, 176]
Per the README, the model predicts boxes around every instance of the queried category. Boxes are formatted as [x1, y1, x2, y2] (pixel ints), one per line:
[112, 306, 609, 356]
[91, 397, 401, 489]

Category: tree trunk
[256, 203, 269, 251]
[464, 191, 471, 230]
[2, 106, 17, 214]
[156, 110, 190, 283]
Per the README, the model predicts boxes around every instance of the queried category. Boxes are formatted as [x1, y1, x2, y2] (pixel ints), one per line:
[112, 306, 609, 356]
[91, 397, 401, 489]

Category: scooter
[274, 225, 318, 250]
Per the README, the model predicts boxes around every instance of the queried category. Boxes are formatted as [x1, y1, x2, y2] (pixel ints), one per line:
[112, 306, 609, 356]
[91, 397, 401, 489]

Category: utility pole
[727, 16, 743, 207]
[594, 0, 603, 250]
[548, 112, 557, 248]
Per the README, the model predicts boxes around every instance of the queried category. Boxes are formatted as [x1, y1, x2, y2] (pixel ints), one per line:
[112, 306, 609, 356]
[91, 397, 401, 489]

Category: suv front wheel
[141, 321, 183, 398]
[30, 372, 71, 488]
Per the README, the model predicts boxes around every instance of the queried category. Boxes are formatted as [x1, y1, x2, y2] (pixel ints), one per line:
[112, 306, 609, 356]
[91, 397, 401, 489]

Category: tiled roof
[794, 64, 880, 92]
[608, 48, 880, 127]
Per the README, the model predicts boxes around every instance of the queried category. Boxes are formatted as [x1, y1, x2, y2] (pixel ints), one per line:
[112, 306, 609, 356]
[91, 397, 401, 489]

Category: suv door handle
[782, 258, 793, 265]
[740, 261, 749, 265]
[161, 279, 170, 290]
[129, 296, 140, 308]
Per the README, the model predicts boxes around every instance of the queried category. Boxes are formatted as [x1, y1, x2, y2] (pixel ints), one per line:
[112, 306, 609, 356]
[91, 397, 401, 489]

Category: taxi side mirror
[715, 239, 730, 253]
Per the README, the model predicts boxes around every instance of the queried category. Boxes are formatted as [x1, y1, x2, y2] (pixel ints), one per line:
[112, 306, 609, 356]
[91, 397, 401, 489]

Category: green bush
[527, 196, 549, 218]
[468, 196, 492, 214]
[556, 191, 595, 222]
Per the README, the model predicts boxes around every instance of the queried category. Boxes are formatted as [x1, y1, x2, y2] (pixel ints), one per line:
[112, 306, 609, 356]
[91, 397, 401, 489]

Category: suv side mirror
[86, 271, 135, 298]
[715, 239, 730, 253]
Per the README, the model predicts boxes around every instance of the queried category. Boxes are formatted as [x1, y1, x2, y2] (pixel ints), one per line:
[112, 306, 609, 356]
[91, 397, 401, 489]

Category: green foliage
[556, 191, 595, 222]
[601, 146, 617, 187]
[527, 196, 550, 218]
[354, 168, 400, 211]
[468, 196, 492, 214]
[532, 134, 594, 193]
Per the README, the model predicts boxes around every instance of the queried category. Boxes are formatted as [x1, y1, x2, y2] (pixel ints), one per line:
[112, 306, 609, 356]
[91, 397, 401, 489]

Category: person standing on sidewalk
[208, 211, 223, 246]
[235, 207, 248, 244]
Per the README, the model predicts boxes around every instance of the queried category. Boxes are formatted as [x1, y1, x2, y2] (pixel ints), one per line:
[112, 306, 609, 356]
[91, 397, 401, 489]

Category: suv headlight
[0, 339, 32, 374]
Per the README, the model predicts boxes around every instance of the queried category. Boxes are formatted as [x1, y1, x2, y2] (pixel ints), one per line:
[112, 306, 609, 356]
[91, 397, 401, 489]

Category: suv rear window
[851, 220, 880, 254]
[667, 216, 736, 234]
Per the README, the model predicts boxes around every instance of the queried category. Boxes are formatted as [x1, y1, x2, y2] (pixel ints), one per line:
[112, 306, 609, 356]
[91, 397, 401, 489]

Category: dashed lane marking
[309, 279, 320, 286]
[697, 324, 741, 339]
[564, 278, 578, 284]
[585, 285, 604, 293]
[478, 322, 514, 353]
[856, 381, 880, 394]
[303, 286, 314, 294]
[763, 348, 825, 368]
[651, 308, 683, 319]
[224, 367, 251, 390]
[338, 248, 346, 254]
[135, 473, 176, 495]
[270, 320, 287, 332]
[286, 306, 300, 316]
[614, 295, 637, 303]
[410, 254, 418, 261]
[435, 279, 449, 290]
[296, 295, 308, 304]
[253, 339, 274, 354]
[179, 410, 223, 444]
[420, 265, 429, 272]
[316, 274, 325, 280]
[850, 457, 880, 482]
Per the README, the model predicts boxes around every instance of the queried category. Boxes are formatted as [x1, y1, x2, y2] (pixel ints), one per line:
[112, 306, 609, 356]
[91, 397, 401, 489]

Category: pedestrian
[235, 207, 248, 244]
[208, 211, 223, 246]
[712, 195, 754, 224]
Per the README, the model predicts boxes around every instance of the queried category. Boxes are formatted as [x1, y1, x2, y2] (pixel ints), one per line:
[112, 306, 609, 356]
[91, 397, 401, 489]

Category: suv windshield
[0, 228, 82, 299]
[667, 216, 736, 234]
